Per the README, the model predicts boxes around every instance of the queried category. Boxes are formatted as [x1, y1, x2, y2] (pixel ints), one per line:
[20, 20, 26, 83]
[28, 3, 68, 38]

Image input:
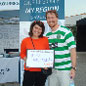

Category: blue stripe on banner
[20, 0, 64, 21]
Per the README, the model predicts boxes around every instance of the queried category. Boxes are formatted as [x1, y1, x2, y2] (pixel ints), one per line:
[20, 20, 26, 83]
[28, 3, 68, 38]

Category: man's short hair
[46, 10, 58, 19]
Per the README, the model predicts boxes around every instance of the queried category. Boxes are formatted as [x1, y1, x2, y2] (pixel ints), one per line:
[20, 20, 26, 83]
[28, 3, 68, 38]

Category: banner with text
[0, 0, 19, 11]
[20, 0, 64, 21]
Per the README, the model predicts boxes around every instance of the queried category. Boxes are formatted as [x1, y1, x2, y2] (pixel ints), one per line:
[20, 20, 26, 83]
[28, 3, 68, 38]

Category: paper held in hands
[26, 50, 54, 68]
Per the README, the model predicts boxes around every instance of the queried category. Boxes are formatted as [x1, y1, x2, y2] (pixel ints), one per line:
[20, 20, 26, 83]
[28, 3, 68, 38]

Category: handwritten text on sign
[26, 50, 54, 68]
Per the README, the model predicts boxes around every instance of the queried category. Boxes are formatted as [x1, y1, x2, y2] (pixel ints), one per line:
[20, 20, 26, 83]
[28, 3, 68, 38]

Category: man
[46, 10, 77, 86]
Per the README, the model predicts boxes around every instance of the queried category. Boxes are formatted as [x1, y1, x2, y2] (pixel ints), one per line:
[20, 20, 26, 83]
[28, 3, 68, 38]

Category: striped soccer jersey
[46, 26, 76, 70]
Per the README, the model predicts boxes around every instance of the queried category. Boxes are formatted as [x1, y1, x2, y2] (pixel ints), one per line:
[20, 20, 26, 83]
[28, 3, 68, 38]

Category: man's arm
[70, 48, 77, 79]
[71, 48, 77, 68]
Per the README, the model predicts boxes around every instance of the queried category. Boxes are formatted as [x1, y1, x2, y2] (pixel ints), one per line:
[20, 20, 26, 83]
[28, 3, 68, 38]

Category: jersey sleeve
[65, 31, 76, 50]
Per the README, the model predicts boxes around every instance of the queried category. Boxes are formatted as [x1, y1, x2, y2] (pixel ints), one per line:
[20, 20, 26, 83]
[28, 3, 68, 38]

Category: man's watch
[72, 67, 76, 71]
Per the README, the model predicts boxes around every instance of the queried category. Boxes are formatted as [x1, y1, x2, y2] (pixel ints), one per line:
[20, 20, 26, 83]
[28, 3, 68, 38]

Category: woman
[20, 21, 50, 86]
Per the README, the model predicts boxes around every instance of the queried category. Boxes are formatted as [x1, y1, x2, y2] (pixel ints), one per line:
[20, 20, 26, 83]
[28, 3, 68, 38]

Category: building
[65, 13, 86, 52]
[65, 13, 86, 26]
[76, 18, 86, 52]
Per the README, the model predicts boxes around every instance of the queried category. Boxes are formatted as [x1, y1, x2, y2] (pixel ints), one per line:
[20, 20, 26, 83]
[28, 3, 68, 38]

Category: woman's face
[32, 24, 42, 38]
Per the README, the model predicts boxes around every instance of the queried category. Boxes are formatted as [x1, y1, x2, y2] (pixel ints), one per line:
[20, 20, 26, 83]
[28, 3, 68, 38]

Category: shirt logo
[57, 34, 61, 39]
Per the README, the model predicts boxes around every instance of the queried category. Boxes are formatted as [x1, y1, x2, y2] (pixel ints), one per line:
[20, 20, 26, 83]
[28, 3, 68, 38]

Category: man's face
[46, 13, 58, 28]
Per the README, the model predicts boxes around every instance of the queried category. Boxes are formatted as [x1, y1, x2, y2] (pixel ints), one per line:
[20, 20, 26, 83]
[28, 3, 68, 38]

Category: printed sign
[20, 0, 64, 21]
[26, 50, 54, 68]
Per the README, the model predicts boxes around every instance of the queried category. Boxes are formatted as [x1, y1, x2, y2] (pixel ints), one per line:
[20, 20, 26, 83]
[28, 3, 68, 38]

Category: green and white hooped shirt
[46, 26, 76, 71]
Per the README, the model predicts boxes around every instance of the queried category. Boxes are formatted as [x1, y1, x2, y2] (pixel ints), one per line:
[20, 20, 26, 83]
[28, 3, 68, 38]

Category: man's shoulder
[59, 25, 71, 34]
[60, 25, 70, 31]
[46, 32, 52, 36]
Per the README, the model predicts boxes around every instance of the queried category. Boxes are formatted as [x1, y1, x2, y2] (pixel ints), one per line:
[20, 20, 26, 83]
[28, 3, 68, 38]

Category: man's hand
[70, 68, 76, 79]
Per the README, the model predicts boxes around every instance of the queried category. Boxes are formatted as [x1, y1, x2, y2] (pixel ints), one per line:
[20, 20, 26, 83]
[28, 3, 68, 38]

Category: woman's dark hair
[29, 21, 45, 38]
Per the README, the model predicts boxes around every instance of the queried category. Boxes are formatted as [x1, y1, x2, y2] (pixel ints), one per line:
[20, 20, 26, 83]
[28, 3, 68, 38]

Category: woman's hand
[23, 57, 26, 62]
[44, 67, 48, 70]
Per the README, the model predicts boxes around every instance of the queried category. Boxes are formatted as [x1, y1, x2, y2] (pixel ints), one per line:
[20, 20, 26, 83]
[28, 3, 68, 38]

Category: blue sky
[65, 0, 86, 17]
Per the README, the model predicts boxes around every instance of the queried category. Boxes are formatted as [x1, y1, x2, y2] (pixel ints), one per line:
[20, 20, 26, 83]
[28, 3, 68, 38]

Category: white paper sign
[26, 50, 54, 68]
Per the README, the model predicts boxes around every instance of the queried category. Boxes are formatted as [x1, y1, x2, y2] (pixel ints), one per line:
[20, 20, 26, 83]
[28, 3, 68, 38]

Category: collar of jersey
[52, 25, 60, 33]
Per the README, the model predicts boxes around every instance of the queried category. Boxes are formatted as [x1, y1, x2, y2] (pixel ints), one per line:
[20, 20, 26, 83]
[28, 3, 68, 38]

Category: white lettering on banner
[25, 6, 59, 13]
[36, 6, 59, 13]
[25, 8, 35, 13]
[24, 0, 59, 5]
[26, 50, 54, 68]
